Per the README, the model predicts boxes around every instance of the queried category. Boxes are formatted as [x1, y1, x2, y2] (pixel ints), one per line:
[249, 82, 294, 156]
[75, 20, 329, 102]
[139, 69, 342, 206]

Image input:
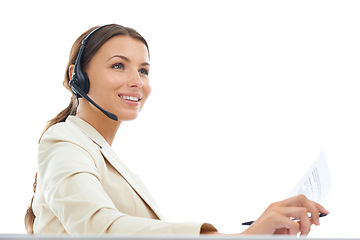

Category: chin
[117, 112, 140, 121]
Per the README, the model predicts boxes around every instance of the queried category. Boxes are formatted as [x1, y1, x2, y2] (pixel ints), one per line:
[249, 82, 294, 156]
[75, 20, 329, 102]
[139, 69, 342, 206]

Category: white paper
[288, 152, 331, 202]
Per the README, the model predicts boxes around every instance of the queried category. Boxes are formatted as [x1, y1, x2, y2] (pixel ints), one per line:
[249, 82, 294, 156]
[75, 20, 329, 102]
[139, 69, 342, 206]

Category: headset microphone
[69, 81, 118, 121]
[69, 24, 119, 121]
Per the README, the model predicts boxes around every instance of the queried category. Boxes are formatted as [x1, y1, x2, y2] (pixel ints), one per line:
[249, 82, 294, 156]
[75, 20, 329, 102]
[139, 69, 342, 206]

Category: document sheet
[288, 152, 331, 202]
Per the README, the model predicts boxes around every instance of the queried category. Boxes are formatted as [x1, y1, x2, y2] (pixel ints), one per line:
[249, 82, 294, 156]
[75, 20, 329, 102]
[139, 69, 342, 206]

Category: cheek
[146, 83, 152, 96]
[90, 73, 118, 96]
[140, 82, 152, 109]
[89, 81, 113, 99]
[144, 82, 152, 100]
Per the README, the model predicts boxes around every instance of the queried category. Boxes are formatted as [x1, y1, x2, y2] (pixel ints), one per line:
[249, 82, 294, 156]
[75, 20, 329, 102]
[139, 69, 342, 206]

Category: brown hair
[24, 24, 149, 234]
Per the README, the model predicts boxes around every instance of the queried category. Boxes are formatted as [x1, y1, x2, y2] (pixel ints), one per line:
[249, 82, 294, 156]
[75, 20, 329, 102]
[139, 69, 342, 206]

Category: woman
[25, 24, 328, 235]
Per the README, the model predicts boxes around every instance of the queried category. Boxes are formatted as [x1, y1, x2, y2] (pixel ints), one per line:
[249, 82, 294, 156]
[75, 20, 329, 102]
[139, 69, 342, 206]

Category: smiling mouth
[119, 95, 142, 102]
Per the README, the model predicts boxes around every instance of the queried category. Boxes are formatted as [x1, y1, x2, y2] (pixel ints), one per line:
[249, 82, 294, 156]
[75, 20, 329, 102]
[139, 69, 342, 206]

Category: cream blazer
[33, 116, 215, 235]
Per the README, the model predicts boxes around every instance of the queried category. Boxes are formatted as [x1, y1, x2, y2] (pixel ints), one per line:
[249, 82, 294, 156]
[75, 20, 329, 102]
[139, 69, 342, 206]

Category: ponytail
[38, 96, 77, 143]
[24, 173, 37, 234]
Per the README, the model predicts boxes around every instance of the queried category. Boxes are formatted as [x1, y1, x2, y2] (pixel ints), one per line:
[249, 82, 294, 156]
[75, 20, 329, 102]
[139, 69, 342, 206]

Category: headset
[69, 25, 118, 121]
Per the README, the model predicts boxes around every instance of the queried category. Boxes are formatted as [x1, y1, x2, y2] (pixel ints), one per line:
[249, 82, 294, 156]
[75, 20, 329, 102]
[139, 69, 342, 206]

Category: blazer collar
[66, 116, 106, 148]
[66, 116, 163, 219]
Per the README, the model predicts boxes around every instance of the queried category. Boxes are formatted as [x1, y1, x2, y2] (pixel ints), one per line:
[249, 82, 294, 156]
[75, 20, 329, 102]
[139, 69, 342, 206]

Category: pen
[242, 213, 327, 226]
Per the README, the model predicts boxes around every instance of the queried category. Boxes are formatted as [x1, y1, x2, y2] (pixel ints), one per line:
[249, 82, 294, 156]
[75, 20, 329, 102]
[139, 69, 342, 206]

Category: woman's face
[85, 35, 151, 121]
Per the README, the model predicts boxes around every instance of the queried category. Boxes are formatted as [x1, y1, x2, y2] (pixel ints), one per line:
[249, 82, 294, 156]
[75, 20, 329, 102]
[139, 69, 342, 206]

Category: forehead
[94, 35, 149, 62]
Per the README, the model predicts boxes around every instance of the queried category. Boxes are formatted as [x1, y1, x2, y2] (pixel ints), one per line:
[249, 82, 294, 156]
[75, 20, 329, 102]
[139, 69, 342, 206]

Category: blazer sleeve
[38, 126, 216, 235]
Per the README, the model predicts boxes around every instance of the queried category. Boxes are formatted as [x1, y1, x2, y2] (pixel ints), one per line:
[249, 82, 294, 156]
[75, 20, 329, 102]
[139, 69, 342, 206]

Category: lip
[118, 92, 143, 99]
[118, 92, 143, 107]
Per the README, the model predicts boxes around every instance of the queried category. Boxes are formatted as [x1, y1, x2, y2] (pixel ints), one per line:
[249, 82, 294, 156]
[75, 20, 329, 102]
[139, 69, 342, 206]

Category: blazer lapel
[67, 116, 163, 219]
[100, 145, 163, 219]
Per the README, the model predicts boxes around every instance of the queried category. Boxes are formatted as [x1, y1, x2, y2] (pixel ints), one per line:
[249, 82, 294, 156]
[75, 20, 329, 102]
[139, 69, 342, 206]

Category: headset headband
[73, 25, 108, 77]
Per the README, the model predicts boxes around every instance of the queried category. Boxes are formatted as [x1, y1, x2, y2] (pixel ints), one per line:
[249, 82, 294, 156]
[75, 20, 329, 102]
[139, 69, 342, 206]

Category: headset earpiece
[70, 43, 89, 98]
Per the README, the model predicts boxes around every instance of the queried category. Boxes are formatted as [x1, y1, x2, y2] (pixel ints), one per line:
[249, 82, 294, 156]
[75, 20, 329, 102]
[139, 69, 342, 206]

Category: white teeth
[120, 95, 140, 102]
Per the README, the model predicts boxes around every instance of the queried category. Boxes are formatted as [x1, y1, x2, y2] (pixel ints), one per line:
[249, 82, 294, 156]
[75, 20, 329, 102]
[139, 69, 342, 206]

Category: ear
[68, 64, 75, 80]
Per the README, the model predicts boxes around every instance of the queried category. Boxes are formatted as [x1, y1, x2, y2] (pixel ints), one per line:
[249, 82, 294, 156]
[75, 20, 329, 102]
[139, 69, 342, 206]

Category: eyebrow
[108, 55, 150, 67]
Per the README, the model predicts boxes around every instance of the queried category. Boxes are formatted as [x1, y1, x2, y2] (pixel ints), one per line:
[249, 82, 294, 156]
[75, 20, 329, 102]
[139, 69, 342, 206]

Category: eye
[112, 63, 124, 70]
[139, 68, 149, 76]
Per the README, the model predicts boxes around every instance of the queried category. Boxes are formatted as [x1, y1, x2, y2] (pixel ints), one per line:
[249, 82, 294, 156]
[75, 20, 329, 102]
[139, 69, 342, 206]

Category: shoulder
[38, 119, 102, 168]
[40, 120, 88, 146]
[36, 120, 105, 203]
[39, 117, 102, 152]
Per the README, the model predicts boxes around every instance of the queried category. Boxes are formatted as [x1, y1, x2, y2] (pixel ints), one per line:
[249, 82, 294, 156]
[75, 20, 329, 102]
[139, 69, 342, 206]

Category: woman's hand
[241, 194, 329, 236]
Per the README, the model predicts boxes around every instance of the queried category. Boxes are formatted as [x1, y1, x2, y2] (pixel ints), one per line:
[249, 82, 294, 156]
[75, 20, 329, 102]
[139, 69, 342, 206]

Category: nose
[127, 70, 143, 88]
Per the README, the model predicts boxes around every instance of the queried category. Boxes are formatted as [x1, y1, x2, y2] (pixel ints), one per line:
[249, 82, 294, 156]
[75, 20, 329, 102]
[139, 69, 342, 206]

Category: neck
[76, 100, 121, 146]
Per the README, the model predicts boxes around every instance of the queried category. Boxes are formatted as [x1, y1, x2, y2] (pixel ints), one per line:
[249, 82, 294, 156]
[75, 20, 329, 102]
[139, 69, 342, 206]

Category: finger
[284, 195, 328, 226]
[315, 201, 330, 214]
[311, 202, 330, 225]
[302, 199, 329, 226]
[282, 194, 309, 206]
[277, 206, 311, 235]
[298, 209, 312, 236]
[299, 201, 321, 226]
[274, 215, 301, 235]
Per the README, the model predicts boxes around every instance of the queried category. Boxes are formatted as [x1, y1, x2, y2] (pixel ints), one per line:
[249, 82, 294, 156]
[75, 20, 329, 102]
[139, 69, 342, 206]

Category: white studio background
[0, 0, 359, 237]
